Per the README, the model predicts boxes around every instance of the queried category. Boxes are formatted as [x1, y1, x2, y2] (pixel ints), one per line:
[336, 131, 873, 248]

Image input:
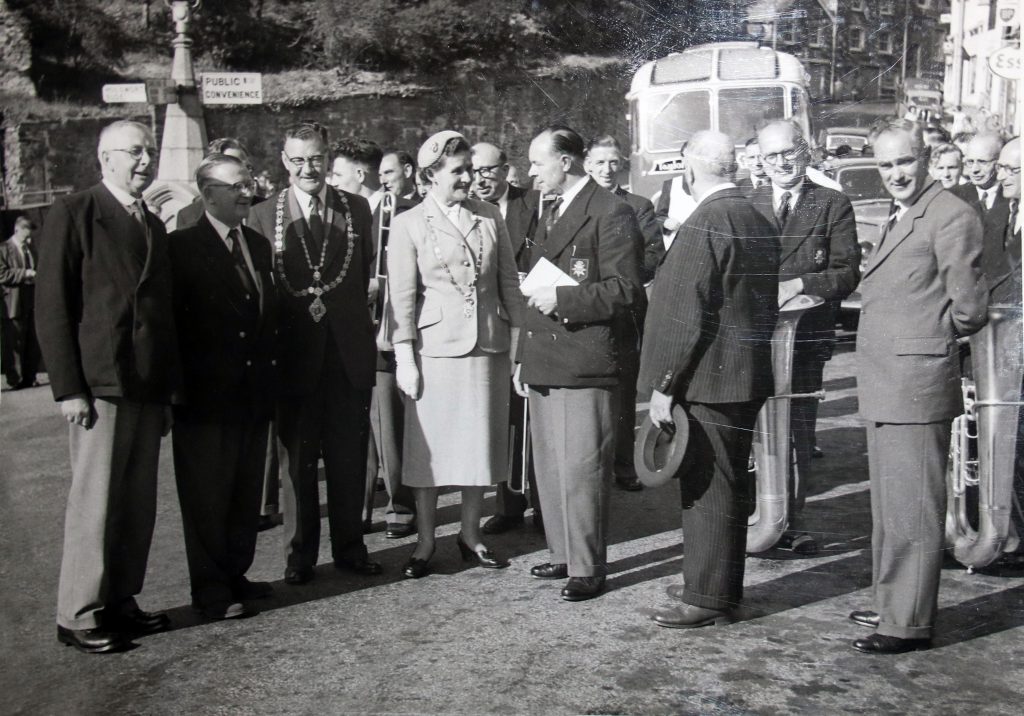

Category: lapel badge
[570, 257, 590, 280]
[813, 248, 827, 267]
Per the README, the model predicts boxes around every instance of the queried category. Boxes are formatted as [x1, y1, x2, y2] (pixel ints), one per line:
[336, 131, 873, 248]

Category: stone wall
[0, 0, 36, 98]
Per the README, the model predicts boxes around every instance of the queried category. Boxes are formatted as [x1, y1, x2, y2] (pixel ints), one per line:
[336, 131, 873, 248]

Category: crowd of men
[7, 111, 1020, 657]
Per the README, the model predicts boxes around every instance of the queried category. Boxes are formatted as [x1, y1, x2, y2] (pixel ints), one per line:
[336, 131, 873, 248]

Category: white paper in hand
[520, 257, 578, 296]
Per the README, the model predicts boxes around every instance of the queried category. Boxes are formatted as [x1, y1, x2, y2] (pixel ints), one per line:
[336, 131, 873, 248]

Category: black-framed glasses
[761, 148, 804, 165]
[284, 153, 325, 169]
[207, 180, 256, 194]
[110, 146, 158, 161]
[472, 165, 503, 180]
[996, 163, 1021, 175]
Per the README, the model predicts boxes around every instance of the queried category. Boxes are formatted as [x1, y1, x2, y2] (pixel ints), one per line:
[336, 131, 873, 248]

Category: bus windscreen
[642, 90, 711, 152]
[718, 87, 786, 145]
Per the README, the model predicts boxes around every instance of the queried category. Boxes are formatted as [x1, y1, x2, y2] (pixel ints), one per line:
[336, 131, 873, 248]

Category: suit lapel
[863, 182, 942, 277]
[542, 179, 595, 260]
[322, 187, 346, 271]
[195, 216, 249, 313]
[93, 184, 149, 293]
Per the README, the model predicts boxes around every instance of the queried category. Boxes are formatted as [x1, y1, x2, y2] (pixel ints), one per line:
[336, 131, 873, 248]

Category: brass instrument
[374, 192, 394, 351]
[945, 304, 1024, 571]
[746, 294, 826, 554]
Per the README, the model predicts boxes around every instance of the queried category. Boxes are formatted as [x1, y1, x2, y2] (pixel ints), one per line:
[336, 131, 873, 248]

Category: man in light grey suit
[850, 119, 988, 654]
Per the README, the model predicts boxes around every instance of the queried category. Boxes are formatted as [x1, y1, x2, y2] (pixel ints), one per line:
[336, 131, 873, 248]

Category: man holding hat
[638, 130, 779, 628]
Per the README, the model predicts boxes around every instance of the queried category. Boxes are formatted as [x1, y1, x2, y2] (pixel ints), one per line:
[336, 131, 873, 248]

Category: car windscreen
[837, 166, 887, 202]
[641, 90, 711, 152]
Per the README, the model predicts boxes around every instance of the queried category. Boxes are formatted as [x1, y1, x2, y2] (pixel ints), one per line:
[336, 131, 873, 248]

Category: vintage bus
[626, 42, 814, 199]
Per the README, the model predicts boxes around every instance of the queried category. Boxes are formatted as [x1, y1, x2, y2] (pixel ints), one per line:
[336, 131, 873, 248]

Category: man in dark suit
[0, 216, 40, 389]
[471, 141, 542, 535]
[514, 125, 644, 602]
[735, 137, 769, 197]
[638, 131, 779, 628]
[850, 119, 988, 654]
[584, 135, 658, 492]
[36, 120, 181, 653]
[995, 137, 1022, 305]
[379, 150, 419, 203]
[168, 154, 279, 620]
[248, 122, 380, 585]
[175, 137, 264, 230]
[751, 120, 862, 555]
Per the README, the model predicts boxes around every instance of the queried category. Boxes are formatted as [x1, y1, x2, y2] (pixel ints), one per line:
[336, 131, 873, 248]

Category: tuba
[746, 294, 826, 553]
[945, 304, 1024, 571]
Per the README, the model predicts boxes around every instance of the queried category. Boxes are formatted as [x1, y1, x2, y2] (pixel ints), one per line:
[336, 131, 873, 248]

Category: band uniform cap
[634, 404, 690, 488]
[417, 130, 466, 169]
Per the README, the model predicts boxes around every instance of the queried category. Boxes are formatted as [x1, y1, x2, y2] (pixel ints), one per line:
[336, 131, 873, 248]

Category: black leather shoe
[849, 610, 880, 628]
[106, 607, 170, 635]
[284, 566, 314, 585]
[456, 533, 509, 569]
[231, 577, 273, 600]
[58, 626, 127, 653]
[614, 473, 643, 491]
[403, 544, 435, 579]
[779, 531, 819, 556]
[561, 576, 606, 601]
[334, 557, 383, 576]
[852, 633, 930, 654]
[665, 583, 686, 601]
[654, 604, 732, 628]
[386, 523, 416, 539]
[481, 514, 524, 535]
[530, 562, 568, 580]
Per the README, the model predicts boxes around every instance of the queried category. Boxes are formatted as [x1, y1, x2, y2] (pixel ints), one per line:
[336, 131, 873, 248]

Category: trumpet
[945, 304, 1024, 571]
[746, 294, 826, 554]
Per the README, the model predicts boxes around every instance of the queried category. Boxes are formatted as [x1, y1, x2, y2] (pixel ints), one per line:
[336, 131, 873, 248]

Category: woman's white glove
[394, 342, 421, 400]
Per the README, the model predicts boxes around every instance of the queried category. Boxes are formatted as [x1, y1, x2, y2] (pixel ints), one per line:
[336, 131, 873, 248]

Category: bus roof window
[643, 91, 711, 152]
[652, 51, 713, 84]
[719, 87, 785, 146]
[718, 48, 780, 81]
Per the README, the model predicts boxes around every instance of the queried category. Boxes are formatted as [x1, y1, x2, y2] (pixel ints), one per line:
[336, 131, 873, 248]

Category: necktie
[775, 191, 791, 228]
[1007, 199, 1019, 249]
[22, 240, 33, 270]
[128, 200, 152, 250]
[543, 197, 563, 237]
[308, 195, 325, 251]
[228, 227, 257, 298]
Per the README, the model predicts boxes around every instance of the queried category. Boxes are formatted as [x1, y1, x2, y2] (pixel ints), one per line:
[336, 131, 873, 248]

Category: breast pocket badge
[813, 248, 827, 268]
[570, 258, 590, 280]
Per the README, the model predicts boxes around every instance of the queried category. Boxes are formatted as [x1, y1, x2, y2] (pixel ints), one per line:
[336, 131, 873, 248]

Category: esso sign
[988, 46, 1023, 80]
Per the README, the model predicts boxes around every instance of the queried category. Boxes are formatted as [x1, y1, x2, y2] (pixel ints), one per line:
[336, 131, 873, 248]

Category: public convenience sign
[200, 73, 263, 105]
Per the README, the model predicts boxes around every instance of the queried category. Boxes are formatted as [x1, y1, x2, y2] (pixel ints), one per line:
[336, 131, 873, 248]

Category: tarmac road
[1, 343, 1022, 715]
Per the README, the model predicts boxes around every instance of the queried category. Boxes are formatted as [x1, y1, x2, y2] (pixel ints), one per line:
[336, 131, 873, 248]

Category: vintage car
[818, 126, 870, 156]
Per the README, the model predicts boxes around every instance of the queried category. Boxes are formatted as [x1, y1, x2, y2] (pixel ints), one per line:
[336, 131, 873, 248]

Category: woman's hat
[633, 404, 690, 488]
[417, 130, 466, 170]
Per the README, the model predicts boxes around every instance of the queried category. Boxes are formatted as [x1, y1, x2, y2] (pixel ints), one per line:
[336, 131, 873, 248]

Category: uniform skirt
[402, 347, 511, 488]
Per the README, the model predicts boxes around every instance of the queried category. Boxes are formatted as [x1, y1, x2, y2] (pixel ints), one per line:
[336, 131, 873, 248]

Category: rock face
[0, 0, 36, 98]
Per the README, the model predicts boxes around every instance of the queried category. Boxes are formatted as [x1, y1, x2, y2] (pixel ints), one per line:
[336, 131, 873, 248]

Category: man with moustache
[850, 119, 987, 653]
[584, 135, 657, 492]
[380, 151, 420, 203]
[515, 125, 643, 601]
[36, 120, 180, 653]
[0, 216, 40, 390]
[750, 119, 861, 556]
[248, 122, 380, 585]
[639, 131, 779, 628]
[470, 141, 542, 535]
[168, 154, 279, 620]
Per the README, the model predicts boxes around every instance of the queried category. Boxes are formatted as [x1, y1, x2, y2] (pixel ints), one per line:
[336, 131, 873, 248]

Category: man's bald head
[963, 132, 1004, 189]
[684, 130, 736, 179]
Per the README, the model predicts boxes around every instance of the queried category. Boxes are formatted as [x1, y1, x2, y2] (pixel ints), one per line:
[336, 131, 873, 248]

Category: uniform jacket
[637, 186, 780, 404]
[248, 185, 376, 395]
[35, 183, 181, 403]
[750, 178, 861, 350]
[504, 184, 540, 271]
[952, 183, 1016, 304]
[387, 195, 525, 357]
[857, 181, 988, 423]
[517, 178, 644, 387]
[168, 215, 280, 421]
[0, 239, 36, 319]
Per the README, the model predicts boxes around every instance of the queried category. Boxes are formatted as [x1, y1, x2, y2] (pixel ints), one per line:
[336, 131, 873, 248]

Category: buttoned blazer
[516, 178, 644, 387]
[248, 185, 376, 394]
[386, 196, 525, 358]
[168, 216, 280, 421]
[0, 239, 36, 319]
[856, 182, 988, 423]
[952, 183, 1016, 303]
[750, 178, 861, 347]
[35, 183, 181, 403]
[637, 187, 780, 404]
[504, 184, 540, 271]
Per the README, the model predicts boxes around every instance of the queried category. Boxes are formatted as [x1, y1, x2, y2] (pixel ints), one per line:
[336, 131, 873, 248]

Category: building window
[849, 0, 866, 11]
[777, 20, 798, 45]
[809, 24, 828, 48]
[849, 26, 866, 51]
[880, 0, 895, 15]
[877, 31, 894, 54]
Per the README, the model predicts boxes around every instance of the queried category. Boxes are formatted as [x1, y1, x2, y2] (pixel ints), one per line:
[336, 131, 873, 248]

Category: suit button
[246, 360, 252, 366]
[245, 294, 251, 300]
[239, 331, 246, 338]
[562, 318, 569, 324]
[527, 331, 533, 338]
[271, 359, 277, 366]
[462, 260, 471, 267]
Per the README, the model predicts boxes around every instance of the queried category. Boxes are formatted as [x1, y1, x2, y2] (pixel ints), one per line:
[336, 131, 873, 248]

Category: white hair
[96, 120, 153, 161]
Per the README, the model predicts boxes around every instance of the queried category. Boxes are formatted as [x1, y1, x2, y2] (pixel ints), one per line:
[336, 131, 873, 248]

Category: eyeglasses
[110, 146, 158, 161]
[963, 158, 996, 167]
[996, 163, 1021, 175]
[472, 165, 503, 180]
[207, 180, 256, 194]
[284, 153, 325, 169]
[761, 148, 804, 165]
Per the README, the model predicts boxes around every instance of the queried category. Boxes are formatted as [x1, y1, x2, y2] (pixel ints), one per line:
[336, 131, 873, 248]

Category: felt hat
[633, 404, 690, 488]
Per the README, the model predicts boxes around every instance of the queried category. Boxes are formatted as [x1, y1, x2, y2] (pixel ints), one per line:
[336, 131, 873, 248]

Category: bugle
[945, 304, 1024, 571]
[746, 294, 826, 554]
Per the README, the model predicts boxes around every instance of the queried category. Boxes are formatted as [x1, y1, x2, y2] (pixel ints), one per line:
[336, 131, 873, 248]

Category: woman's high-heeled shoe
[456, 533, 509, 569]
[402, 544, 435, 579]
